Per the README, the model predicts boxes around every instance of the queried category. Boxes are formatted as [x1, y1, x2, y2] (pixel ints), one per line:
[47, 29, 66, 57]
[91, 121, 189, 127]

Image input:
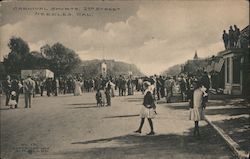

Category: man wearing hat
[2, 75, 11, 106]
[23, 75, 35, 108]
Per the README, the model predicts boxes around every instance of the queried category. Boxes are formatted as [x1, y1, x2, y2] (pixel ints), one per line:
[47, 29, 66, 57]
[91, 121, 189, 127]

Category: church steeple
[193, 50, 198, 60]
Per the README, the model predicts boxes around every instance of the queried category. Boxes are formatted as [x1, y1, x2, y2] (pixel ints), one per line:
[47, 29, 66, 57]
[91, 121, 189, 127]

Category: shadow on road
[103, 114, 139, 119]
[157, 101, 189, 110]
[69, 103, 97, 106]
[0, 108, 10, 111]
[69, 106, 99, 109]
[121, 97, 143, 103]
[60, 124, 234, 159]
[205, 107, 250, 116]
[124, 99, 143, 103]
[166, 105, 189, 110]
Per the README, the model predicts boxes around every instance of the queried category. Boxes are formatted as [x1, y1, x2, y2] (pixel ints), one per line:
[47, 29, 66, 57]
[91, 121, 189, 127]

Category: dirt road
[0, 92, 235, 159]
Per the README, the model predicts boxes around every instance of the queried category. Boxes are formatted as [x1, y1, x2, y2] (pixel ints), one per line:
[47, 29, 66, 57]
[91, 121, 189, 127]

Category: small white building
[21, 69, 54, 79]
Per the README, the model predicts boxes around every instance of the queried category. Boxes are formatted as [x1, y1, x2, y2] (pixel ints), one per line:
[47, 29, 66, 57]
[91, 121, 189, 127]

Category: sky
[0, 0, 249, 75]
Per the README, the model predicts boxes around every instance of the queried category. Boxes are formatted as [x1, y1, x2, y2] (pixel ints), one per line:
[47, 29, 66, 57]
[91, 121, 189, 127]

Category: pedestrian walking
[165, 77, 174, 103]
[0, 82, 2, 107]
[159, 76, 165, 98]
[40, 79, 45, 96]
[200, 71, 210, 108]
[95, 89, 102, 107]
[23, 75, 35, 108]
[179, 76, 187, 102]
[45, 78, 52, 97]
[53, 78, 59, 96]
[74, 79, 82, 96]
[2, 75, 11, 106]
[156, 76, 162, 100]
[105, 82, 112, 106]
[137, 78, 143, 92]
[121, 77, 127, 96]
[100, 86, 106, 106]
[134, 81, 156, 135]
[127, 78, 133, 95]
[189, 80, 206, 137]
[118, 75, 122, 96]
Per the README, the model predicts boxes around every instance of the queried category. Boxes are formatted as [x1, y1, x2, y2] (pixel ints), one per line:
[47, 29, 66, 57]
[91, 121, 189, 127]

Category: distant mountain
[161, 64, 182, 76]
[73, 59, 144, 78]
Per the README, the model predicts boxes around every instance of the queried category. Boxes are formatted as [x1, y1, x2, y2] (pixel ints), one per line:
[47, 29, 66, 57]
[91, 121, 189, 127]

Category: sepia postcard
[0, 0, 249, 159]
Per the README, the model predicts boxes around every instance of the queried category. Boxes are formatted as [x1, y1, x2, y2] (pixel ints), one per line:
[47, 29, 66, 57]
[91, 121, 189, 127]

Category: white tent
[21, 69, 54, 79]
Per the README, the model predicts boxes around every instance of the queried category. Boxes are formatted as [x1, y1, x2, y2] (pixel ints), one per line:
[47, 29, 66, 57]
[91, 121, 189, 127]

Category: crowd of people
[1, 70, 210, 136]
[133, 71, 210, 136]
[222, 24, 241, 49]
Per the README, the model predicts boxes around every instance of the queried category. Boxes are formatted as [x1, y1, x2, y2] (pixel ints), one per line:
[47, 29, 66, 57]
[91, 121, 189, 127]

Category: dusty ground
[1, 92, 235, 159]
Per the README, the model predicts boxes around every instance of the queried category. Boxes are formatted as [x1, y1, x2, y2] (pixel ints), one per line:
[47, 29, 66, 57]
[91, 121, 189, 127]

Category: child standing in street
[134, 81, 156, 135]
[9, 91, 17, 109]
[189, 80, 206, 137]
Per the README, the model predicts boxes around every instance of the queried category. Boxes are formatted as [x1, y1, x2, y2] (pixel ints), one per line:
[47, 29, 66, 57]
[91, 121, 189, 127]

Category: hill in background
[74, 59, 144, 78]
[161, 64, 182, 76]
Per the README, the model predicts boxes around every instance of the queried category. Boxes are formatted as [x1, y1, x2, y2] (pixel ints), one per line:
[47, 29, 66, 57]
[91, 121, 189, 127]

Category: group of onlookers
[222, 25, 241, 49]
[134, 70, 210, 136]
[142, 72, 210, 105]
[1, 71, 210, 137]
[1, 75, 36, 108]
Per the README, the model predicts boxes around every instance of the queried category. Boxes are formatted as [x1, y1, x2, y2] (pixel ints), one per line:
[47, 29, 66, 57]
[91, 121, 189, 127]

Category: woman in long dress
[189, 80, 205, 137]
[74, 80, 82, 96]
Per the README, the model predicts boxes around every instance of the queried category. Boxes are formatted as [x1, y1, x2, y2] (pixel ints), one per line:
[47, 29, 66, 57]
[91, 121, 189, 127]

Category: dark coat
[143, 91, 156, 109]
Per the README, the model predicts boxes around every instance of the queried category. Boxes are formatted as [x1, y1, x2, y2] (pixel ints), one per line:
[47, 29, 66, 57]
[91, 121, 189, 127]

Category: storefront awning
[206, 58, 224, 73]
[214, 59, 225, 72]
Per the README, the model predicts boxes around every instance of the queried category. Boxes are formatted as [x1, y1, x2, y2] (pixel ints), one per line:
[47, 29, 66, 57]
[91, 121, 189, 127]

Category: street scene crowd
[0, 19, 249, 159]
[1, 68, 211, 137]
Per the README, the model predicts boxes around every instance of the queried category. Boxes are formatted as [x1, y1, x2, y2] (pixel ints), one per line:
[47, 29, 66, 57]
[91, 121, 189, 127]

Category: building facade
[217, 25, 249, 96]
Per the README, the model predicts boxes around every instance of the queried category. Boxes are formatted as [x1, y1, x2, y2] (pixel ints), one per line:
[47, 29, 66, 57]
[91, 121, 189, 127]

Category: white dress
[189, 88, 204, 121]
[74, 81, 82, 96]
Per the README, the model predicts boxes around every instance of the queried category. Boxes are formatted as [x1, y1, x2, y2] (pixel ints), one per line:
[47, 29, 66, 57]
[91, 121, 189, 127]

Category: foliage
[41, 43, 81, 76]
[3, 37, 30, 74]
[75, 59, 144, 78]
[0, 62, 7, 80]
[161, 64, 182, 76]
[2, 37, 81, 77]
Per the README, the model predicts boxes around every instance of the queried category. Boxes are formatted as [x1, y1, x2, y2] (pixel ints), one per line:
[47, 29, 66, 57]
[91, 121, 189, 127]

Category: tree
[3, 37, 30, 74]
[42, 43, 81, 76]
[161, 64, 182, 76]
[3, 37, 81, 77]
[29, 51, 48, 69]
[0, 62, 6, 80]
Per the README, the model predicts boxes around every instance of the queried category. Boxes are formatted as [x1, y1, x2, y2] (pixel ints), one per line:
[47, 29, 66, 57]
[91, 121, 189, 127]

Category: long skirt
[189, 108, 205, 121]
